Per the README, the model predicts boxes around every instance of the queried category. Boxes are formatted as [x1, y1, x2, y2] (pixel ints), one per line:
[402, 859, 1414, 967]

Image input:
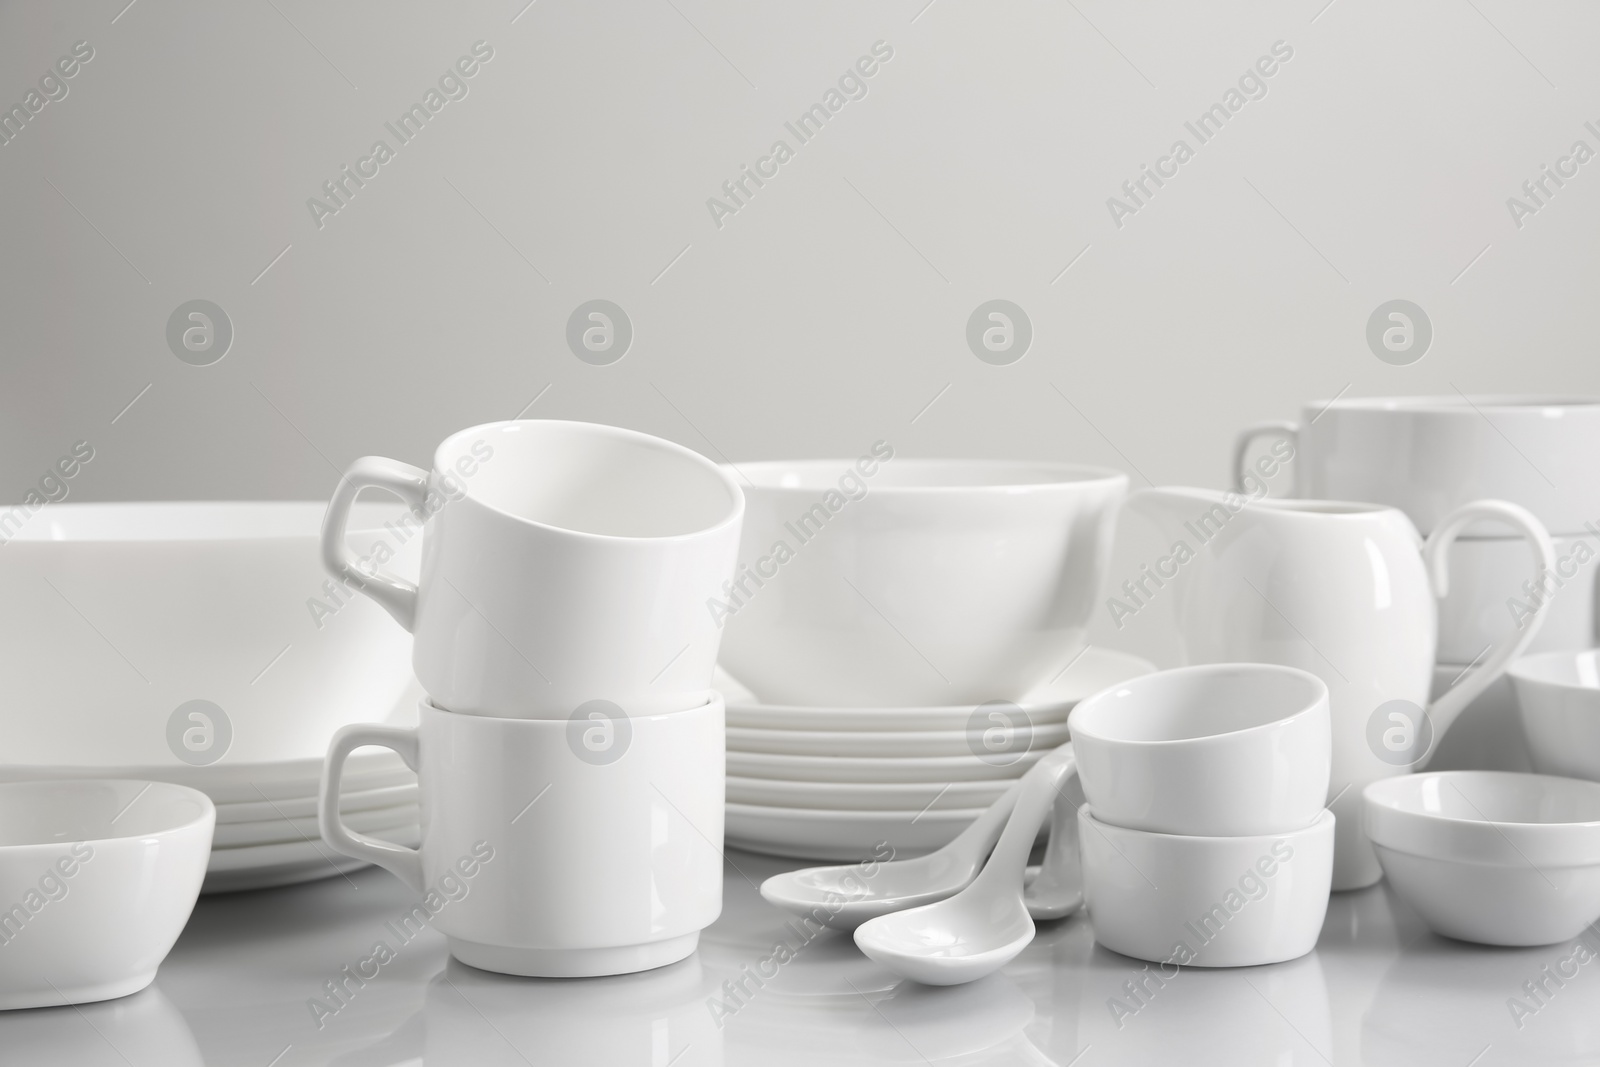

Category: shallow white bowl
[1510, 650, 1600, 782]
[1079, 807, 1334, 968]
[1364, 771, 1600, 946]
[0, 779, 214, 1009]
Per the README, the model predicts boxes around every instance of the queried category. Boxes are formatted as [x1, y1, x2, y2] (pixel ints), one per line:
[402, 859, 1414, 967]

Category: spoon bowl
[759, 782, 1021, 931]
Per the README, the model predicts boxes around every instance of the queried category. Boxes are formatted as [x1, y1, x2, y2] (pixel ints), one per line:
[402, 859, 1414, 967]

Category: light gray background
[3, 0, 1597, 507]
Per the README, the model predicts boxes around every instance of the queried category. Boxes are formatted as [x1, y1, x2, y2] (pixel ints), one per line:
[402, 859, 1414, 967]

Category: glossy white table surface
[3, 847, 1597, 1066]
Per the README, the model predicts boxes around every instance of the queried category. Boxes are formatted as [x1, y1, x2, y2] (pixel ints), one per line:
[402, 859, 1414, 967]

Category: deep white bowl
[0, 779, 214, 1009]
[1364, 771, 1600, 946]
[1510, 650, 1600, 782]
[720, 459, 1127, 706]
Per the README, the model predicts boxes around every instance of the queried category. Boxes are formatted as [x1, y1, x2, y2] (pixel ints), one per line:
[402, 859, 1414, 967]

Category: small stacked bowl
[717, 457, 1132, 860]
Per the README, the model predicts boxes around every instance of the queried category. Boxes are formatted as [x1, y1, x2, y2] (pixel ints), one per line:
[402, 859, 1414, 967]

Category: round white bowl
[1079, 806, 1334, 968]
[0, 779, 214, 1009]
[719, 459, 1127, 706]
[1510, 650, 1600, 782]
[1068, 664, 1331, 837]
[1364, 771, 1600, 946]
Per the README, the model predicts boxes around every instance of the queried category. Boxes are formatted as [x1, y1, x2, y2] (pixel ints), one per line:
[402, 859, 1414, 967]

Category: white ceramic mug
[321, 420, 744, 719]
[1079, 807, 1335, 967]
[1067, 663, 1331, 837]
[320, 696, 724, 977]
[1233, 395, 1600, 535]
[720, 458, 1127, 706]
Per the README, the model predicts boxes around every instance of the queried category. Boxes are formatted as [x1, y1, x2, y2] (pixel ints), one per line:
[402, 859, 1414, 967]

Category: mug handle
[1419, 499, 1556, 765]
[321, 456, 430, 631]
[1232, 420, 1299, 493]
[320, 723, 424, 891]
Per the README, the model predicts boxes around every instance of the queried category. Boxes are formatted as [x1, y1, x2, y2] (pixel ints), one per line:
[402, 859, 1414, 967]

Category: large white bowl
[0, 502, 417, 769]
[719, 459, 1127, 706]
[1510, 650, 1600, 782]
[0, 779, 213, 1009]
[1364, 771, 1600, 946]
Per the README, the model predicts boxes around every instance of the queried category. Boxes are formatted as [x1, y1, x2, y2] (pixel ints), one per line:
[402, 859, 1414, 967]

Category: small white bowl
[1364, 771, 1600, 946]
[1078, 806, 1334, 968]
[0, 779, 214, 1009]
[1510, 650, 1600, 782]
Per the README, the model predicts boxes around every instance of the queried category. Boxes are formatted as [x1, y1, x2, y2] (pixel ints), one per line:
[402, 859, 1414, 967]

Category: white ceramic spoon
[759, 779, 1022, 932]
[759, 744, 1083, 931]
[852, 745, 1078, 985]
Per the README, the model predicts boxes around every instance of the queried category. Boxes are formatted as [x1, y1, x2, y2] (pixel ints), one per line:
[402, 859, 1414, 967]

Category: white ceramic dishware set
[717, 457, 1142, 858]
[1230, 395, 1600, 944]
[768, 663, 1337, 984]
[317, 420, 741, 977]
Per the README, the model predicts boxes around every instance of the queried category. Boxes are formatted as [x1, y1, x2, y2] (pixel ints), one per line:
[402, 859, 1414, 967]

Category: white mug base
[447, 932, 701, 978]
[0, 970, 156, 1012]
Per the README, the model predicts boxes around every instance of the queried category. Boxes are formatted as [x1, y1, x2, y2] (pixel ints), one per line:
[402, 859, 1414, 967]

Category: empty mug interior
[1071, 665, 1322, 743]
[439, 421, 740, 539]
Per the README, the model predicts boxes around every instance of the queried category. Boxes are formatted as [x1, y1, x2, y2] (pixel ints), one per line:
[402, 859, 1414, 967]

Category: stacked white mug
[1064, 664, 1335, 967]
[316, 420, 743, 977]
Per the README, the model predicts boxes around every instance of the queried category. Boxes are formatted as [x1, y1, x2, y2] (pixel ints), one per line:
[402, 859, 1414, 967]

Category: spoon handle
[971, 744, 1077, 894]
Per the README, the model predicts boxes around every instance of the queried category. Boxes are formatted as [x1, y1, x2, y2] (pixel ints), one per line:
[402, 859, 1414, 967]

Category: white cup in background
[1233, 395, 1600, 536]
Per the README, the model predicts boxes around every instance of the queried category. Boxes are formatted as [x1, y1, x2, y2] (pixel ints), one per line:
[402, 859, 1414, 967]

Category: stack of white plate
[0, 501, 423, 893]
[719, 648, 1153, 860]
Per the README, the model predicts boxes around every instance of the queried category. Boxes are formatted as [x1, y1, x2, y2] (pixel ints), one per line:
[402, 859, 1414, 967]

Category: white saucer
[724, 802, 984, 860]
[726, 721, 1072, 758]
[728, 745, 1050, 783]
[721, 648, 1153, 730]
[727, 775, 1011, 811]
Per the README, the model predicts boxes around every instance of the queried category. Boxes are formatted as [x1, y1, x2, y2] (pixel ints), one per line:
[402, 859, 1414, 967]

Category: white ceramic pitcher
[1120, 488, 1554, 889]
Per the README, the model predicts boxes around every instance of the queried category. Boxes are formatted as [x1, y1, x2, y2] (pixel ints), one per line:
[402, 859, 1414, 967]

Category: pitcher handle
[1419, 500, 1556, 765]
[1232, 421, 1299, 493]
